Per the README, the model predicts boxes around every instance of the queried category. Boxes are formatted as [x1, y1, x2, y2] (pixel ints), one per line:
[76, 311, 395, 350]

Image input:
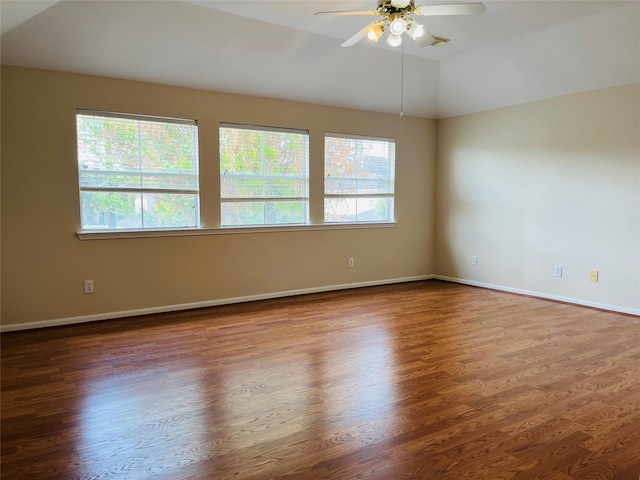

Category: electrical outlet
[590, 270, 599, 282]
[84, 280, 94, 294]
[471, 256, 478, 266]
[348, 257, 354, 268]
[554, 265, 563, 277]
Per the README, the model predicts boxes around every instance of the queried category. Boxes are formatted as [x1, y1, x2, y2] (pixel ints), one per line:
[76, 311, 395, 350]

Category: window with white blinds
[324, 133, 395, 223]
[220, 124, 309, 226]
[76, 110, 199, 230]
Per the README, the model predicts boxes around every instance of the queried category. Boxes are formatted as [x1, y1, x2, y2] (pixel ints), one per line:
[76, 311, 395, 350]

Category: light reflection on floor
[78, 367, 207, 478]
[74, 321, 398, 478]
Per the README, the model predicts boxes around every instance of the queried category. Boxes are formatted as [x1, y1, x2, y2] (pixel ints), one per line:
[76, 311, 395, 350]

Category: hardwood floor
[2, 280, 639, 479]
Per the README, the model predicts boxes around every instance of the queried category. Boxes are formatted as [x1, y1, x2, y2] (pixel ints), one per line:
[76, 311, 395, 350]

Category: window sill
[76, 222, 397, 240]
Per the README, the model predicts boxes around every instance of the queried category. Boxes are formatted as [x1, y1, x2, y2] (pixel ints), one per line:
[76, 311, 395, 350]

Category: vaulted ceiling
[1, 0, 639, 118]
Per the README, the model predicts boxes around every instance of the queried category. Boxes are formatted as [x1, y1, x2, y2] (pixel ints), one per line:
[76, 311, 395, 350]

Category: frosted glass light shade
[389, 17, 406, 36]
[367, 24, 384, 42]
[387, 34, 403, 47]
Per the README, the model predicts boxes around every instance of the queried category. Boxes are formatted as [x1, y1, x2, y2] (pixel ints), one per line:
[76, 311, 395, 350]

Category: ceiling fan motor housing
[377, 0, 416, 17]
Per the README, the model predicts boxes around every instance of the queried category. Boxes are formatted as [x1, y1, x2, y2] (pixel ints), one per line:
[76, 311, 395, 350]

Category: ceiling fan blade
[431, 35, 451, 46]
[340, 23, 374, 47]
[414, 3, 485, 16]
[314, 10, 377, 16]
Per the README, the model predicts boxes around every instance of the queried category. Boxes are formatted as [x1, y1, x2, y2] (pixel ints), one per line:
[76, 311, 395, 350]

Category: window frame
[219, 123, 310, 227]
[75, 114, 398, 240]
[76, 109, 200, 232]
[323, 132, 396, 224]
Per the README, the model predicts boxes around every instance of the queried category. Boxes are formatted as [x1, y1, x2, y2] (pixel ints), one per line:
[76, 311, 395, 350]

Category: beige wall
[436, 84, 640, 313]
[2, 67, 638, 329]
[1, 66, 437, 328]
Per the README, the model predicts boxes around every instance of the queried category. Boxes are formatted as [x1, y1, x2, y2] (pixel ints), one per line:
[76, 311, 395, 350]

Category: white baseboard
[0, 275, 434, 332]
[434, 275, 640, 316]
[5, 274, 635, 332]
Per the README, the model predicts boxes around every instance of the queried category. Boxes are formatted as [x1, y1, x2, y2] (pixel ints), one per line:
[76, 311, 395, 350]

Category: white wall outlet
[348, 257, 354, 268]
[84, 280, 94, 294]
[554, 265, 563, 277]
[590, 270, 599, 282]
[471, 256, 478, 266]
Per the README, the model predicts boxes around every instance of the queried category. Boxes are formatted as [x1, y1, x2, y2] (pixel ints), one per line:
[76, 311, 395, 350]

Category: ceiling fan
[315, 0, 485, 48]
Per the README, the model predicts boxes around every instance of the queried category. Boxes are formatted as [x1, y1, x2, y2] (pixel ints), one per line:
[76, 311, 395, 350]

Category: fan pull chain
[400, 41, 404, 118]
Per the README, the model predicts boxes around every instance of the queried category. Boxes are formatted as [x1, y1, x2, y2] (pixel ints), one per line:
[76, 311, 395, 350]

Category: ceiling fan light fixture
[389, 17, 407, 36]
[367, 23, 384, 42]
[406, 19, 435, 47]
[406, 19, 424, 39]
[327, 1, 484, 48]
[387, 34, 403, 47]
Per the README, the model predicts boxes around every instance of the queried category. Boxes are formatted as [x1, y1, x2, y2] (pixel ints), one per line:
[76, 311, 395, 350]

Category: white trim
[0, 275, 433, 332]
[325, 131, 396, 143]
[221, 197, 308, 203]
[77, 221, 396, 240]
[324, 193, 394, 199]
[435, 275, 640, 316]
[77, 109, 197, 126]
[220, 122, 308, 136]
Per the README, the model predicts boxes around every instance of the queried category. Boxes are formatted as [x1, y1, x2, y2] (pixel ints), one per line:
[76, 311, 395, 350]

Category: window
[220, 124, 309, 226]
[77, 110, 199, 230]
[324, 133, 395, 223]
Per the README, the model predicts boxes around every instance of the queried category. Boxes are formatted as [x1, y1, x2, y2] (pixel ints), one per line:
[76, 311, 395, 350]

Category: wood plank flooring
[2, 280, 640, 479]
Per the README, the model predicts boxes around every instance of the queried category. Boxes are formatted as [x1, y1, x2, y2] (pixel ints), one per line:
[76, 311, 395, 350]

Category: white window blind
[324, 133, 395, 223]
[77, 110, 199, 230]
[220, 124, 309, 226]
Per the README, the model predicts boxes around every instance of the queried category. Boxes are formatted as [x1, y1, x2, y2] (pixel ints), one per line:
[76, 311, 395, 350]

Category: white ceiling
[1, 0, 639, 118]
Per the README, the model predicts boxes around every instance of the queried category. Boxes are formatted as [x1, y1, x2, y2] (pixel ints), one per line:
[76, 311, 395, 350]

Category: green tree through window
[77, 110, 199, 230]
[220, 124, 309, 226]
[324, 133, 395, 223]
